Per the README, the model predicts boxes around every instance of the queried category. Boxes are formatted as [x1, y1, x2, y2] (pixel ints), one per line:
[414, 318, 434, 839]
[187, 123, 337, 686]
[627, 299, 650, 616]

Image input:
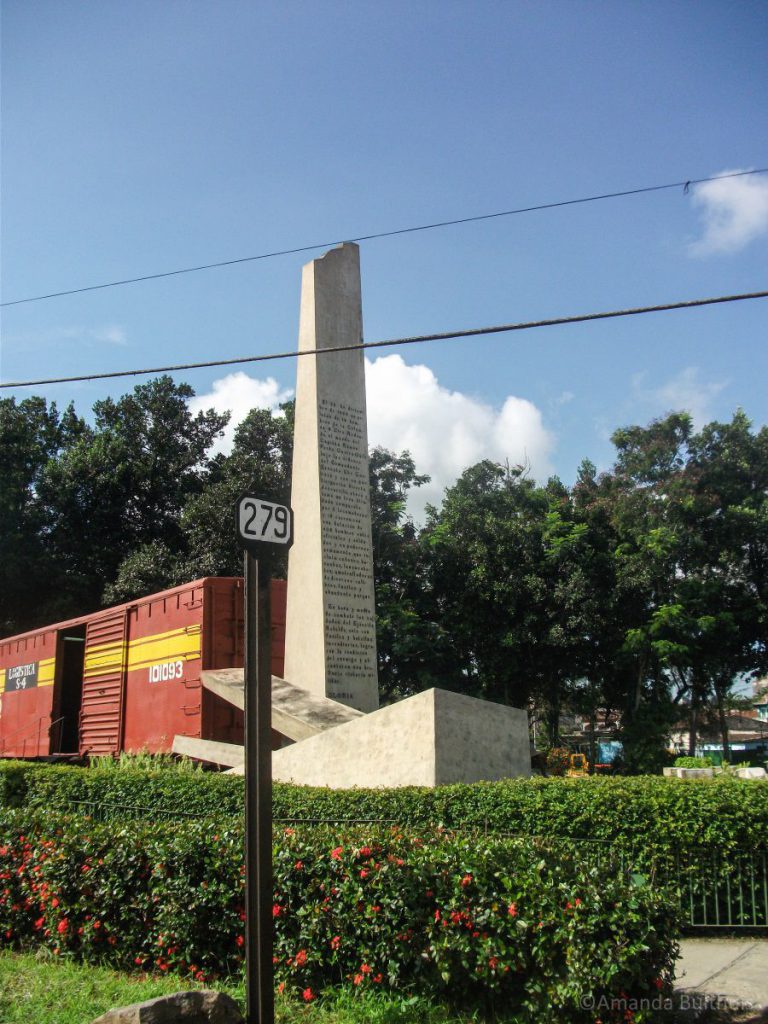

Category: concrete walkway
[676, 939, 768, 1019]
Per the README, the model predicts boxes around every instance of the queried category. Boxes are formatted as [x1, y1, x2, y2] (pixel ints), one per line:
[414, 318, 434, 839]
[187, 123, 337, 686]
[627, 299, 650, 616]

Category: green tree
[423, 461, 554, 718]
[0, 396, 87, 633]
[104, 401, 295, 602]
[368, 448, 442, 700]
[675, 411, 768, 755]
[178, 402, 295, 584]
[603, 414, 694, 764]
[39, 377, 228, 612]
[605, 411, 768, 764]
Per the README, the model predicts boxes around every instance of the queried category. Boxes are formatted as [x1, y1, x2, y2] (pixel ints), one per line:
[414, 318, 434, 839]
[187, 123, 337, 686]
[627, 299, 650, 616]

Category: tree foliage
[0, 396, 88, 632]
[37, 377, 228, 613]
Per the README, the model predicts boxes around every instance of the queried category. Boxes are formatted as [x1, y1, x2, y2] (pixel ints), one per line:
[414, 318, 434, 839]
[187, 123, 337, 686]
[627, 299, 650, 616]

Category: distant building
[669, 712, 768, 764]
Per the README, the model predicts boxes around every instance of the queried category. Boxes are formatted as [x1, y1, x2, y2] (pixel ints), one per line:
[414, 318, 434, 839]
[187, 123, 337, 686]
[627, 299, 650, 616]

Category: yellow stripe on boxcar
[127, 626, 202, 672]
[84, 642, 127, 679]
[38, 656, 56, 688]
[80, 627, 202, 682]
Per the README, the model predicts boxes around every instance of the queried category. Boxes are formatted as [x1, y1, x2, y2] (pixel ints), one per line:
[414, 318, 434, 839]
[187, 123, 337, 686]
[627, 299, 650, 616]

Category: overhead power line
[2, 288, 766, 390]
[2, 168, 767, 308]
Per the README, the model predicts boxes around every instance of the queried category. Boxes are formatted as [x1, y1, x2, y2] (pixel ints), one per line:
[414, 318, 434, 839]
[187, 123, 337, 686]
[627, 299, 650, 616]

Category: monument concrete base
[225, 687, 530, 787]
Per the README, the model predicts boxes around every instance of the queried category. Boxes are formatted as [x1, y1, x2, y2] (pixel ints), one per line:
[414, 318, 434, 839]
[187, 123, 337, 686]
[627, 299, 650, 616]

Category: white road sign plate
[237, 496, 293, 552]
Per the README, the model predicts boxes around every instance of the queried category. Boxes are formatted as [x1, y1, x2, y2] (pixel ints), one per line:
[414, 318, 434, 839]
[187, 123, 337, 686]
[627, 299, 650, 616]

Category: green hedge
[0, 762, 244, 817]
[0, 808, 678, 1021]
[2, 761, 766, 859]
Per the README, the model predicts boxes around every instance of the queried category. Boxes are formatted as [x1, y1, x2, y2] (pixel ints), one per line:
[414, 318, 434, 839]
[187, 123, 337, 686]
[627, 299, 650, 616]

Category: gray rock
[90, 989, 244, 1024]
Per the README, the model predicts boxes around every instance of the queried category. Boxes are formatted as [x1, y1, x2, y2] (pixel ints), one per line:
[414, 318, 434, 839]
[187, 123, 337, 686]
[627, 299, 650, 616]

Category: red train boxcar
[0, 578, 286, 759]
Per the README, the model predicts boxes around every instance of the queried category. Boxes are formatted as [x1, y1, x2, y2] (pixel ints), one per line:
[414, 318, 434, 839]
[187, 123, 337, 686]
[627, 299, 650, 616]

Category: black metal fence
[667, 849, 768, 929]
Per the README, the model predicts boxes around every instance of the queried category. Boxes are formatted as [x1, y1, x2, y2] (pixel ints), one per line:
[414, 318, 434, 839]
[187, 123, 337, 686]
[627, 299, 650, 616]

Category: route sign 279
[236, 495, 294, 556]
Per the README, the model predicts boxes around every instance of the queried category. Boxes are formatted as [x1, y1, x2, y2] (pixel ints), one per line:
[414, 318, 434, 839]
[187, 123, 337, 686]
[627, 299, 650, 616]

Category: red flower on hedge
[294, 949, 308, 967]
[302, 988, 315, 1002]
[272, 904, 282, 918]
[331, 846, 343, 861]
[508, 903, 518, 917]
[461, 874, 473, 888]
[330, 935, 341, 950]
[56, 919, 69, 935]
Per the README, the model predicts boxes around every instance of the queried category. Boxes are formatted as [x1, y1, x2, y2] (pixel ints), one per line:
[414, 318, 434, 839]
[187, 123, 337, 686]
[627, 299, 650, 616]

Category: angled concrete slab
[200, 668, 362, 743]
[171, 735, 245, 768]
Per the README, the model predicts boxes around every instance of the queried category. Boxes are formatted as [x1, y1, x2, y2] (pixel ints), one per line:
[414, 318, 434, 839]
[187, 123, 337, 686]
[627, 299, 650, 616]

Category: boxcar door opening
[50, 625, 86, 754]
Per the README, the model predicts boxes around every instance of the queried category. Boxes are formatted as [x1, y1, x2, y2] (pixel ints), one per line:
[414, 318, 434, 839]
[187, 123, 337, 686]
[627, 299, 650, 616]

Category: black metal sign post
[237, 495, 294, 1024]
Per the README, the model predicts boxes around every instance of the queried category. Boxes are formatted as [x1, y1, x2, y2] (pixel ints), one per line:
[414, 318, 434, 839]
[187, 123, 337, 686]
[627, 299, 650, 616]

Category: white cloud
[5, 324, 128, 347]
[365, 354, 554, 519]
[91, 325, 127, 345]
[689, 170, 768, 255]
[632, 367, 728, 426]
[188, 371, 293, 455]
[190, 357, 555, 522]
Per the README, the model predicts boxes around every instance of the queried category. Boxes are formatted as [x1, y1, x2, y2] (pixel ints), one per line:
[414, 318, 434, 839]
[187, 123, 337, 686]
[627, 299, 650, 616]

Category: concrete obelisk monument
[186, 242, 531, 787]
[283, 243, 379, 714]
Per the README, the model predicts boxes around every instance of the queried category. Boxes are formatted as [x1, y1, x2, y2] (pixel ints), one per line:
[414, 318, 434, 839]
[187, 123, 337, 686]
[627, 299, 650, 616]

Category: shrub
[0, 761, 243, 816]
[89, 752, 206, 773]
[673, 756, 712, 769]
[2, 762, 766, 863]
[0, 808, 678, 1022]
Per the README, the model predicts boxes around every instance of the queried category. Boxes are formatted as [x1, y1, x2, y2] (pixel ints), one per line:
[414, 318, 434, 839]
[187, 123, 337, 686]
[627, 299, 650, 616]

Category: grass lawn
[3, 950, 765, 1024]
[0, 950, 488, 1024]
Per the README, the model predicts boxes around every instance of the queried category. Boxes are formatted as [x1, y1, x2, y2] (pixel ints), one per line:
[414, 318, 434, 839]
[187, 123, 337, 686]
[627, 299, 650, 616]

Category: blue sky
[2, 0, 767, 516]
